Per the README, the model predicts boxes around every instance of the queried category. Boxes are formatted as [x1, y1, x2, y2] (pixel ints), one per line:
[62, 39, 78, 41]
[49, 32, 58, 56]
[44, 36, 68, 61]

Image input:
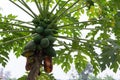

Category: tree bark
[27, 50, 43, 80]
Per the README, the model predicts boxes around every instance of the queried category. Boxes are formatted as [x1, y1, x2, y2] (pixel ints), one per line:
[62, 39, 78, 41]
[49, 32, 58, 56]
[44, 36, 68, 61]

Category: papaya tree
[0, 0, 120, 80]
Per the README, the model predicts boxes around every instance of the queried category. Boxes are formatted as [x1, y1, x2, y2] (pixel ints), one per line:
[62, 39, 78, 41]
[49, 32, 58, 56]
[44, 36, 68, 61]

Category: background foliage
[0, 0, 120, 79]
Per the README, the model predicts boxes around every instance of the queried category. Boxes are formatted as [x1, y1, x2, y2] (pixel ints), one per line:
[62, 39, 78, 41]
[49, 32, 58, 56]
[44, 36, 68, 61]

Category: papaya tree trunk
[27, 50, 43, 80]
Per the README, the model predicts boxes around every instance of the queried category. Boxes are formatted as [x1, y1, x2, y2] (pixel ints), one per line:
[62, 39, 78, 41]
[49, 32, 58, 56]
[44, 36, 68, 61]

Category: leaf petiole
[9, 0, 34, 18]
[0, 34, 36, 45]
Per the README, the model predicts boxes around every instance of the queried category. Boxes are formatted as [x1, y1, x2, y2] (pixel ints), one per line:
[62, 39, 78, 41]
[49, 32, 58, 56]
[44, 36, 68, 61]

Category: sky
[0, 0, 120, 80]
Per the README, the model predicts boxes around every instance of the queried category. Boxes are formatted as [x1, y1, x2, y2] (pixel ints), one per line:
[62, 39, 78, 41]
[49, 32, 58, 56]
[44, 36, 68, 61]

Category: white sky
[0, 0, 120, 80]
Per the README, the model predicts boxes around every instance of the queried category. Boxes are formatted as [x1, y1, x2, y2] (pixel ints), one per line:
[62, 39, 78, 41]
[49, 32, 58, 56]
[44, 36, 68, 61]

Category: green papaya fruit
[44, 47, 56, 57]
[33, 34, 43, 43]
[23, 40, 36, 50]
[40, 38, 50, 48]
[51, 24, 57, 29]
[40, 21, 47, 28]
[22, 40, 36, 57]
[44, 29, 53, 36]
[32, 17, 39, 25]
[52, 29, 58, 34]
[47, 35, 56, 44]
[35, 26, 44, 34]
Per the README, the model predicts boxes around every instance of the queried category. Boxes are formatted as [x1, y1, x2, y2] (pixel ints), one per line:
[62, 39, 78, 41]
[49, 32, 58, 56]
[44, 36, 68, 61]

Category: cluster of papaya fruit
[22, 14, 58, 73]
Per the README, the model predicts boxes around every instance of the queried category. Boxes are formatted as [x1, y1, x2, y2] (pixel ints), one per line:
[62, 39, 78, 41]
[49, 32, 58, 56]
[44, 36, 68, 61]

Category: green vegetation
[0, 0, 120, 80]
[40, 38, 50, 48]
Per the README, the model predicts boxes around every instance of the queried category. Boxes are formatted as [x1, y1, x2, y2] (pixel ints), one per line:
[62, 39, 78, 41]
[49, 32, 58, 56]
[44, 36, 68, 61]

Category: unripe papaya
[40, 21, 47, 28]
[48, 23, 57, 29]
[35, 26, 44, 34]
[52, 29, 58, 34]
[22, 40, 36, 57]
[44, 29, 53, 36]
[32, 18, 39, 25]
[44, 56, 53, 73]
[47, 35, 56, 44]
[33, 34, 43, 44]
[23, 40, 36, 50]
[44, 47, 56, 57]
[40, 38, 49, 48]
